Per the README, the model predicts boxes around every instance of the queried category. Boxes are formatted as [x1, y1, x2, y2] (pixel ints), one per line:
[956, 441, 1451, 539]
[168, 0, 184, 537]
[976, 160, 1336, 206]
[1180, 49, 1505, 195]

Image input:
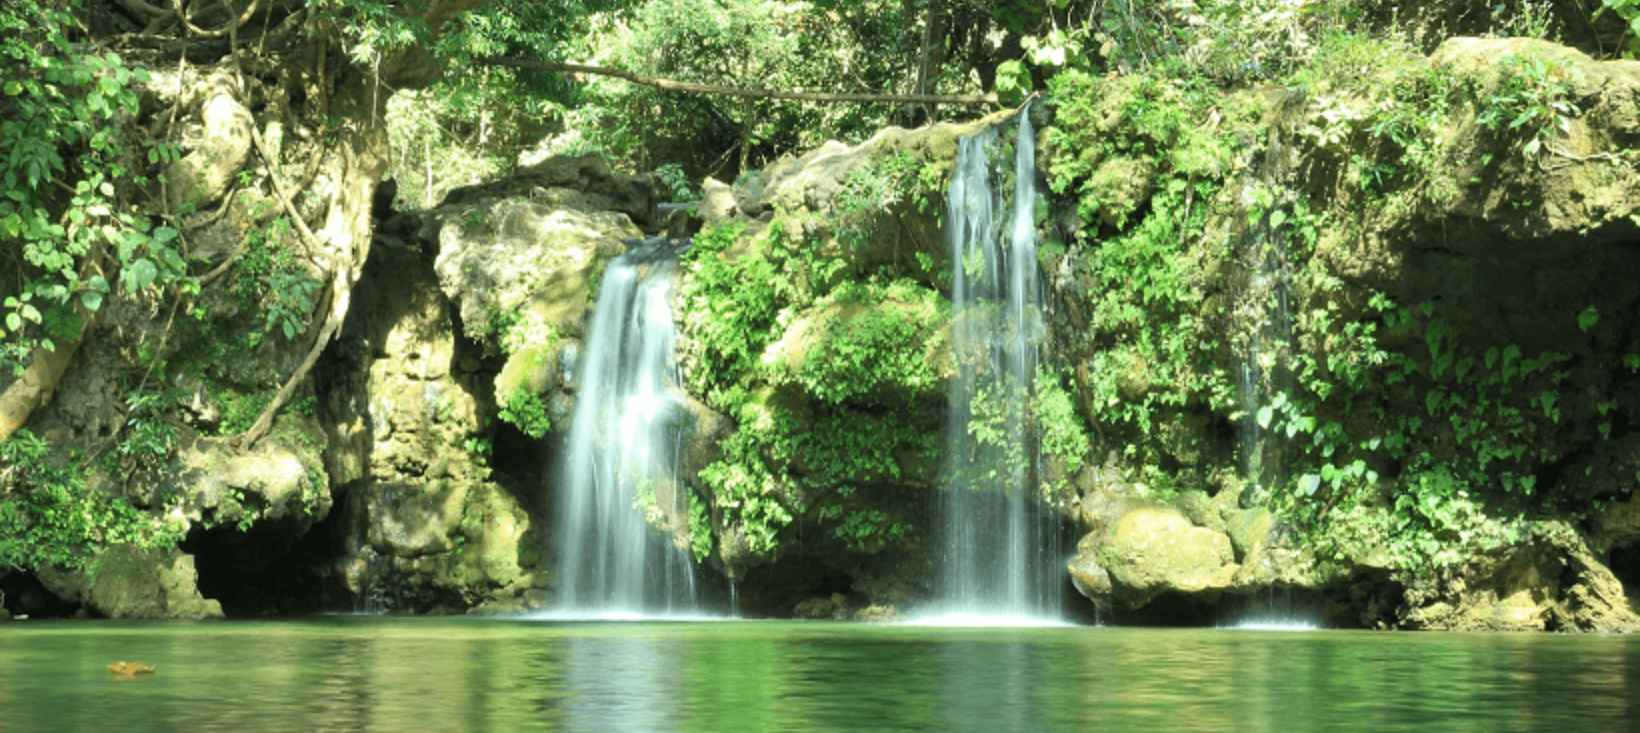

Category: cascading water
[1235, 167, 1296, 508]
[934, 106, 1061, 622]
[554, 239, 698, 617]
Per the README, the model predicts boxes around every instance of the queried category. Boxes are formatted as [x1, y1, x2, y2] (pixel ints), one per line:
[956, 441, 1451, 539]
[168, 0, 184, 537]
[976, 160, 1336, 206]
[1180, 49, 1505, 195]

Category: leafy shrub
[498, 387, 552, 438]
[0, 430, 183, 570]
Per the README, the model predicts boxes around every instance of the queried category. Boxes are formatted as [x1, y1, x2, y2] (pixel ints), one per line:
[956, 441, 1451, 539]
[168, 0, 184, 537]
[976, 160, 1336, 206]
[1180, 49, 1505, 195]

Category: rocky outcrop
[1402, 524, 1640, 632]
[673, 113, 1058, 615]
[315, 224, 547, 613]
[1066, 468, 1337, 620]
[303, 154, 666, 613]
[1097, 506, 1238, 605]
[39, 547, 223, 620]
[1049, 37, 1640, 629]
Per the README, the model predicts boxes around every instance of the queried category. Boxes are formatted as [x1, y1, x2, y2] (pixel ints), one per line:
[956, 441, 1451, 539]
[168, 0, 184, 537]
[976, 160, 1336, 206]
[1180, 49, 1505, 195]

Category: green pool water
[1, 618, 1637, 731]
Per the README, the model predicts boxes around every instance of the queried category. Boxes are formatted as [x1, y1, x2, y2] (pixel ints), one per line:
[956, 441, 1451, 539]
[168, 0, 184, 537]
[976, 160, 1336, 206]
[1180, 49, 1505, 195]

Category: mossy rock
[1096, 505, 1237, 608]
[86, 547, 223, 620]
[1085, 156, 1157, 228]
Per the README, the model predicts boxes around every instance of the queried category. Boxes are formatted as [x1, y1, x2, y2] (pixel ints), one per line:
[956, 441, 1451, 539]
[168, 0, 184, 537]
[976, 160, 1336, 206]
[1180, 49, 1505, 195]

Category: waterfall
[554, 239, 698, 616]
[935, 107, 1060, 621]
[1235, 170, 1296, 508]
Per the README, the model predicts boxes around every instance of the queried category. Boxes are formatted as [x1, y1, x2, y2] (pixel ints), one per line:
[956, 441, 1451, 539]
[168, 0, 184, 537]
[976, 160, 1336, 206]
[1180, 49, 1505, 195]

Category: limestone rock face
[1403, 525, 1640, 632]
[317, 234, 545, 613]
[161, 71, 254, 212]
[177, 441, 330, 530]
[429, 157, 654, 341]
[41, 547, 223, 620]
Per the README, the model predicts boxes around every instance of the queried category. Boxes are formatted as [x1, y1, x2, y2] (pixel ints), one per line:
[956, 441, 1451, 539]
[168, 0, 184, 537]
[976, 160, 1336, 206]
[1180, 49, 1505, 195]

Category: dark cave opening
[181, 504, 356, 617]
[1608, 542, 1640, 610]
[0, 571, 80, 619]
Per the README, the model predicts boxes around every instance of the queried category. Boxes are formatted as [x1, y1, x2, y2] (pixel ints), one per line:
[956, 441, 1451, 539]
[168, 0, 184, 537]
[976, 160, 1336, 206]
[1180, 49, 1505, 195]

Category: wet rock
[1067, 534, 1113, 601]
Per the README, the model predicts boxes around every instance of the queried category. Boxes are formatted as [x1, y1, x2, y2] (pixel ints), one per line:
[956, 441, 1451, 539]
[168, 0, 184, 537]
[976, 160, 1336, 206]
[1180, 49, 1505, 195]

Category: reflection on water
[2, 619, 1638, 731]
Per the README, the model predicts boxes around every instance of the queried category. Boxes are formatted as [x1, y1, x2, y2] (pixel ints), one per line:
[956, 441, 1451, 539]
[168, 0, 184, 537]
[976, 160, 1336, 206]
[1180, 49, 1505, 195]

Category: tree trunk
[0, 337, 85, 444]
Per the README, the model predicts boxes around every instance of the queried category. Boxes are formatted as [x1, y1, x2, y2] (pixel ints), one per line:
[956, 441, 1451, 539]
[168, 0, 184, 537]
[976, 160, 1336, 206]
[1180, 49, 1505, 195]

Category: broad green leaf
[122, 258, 158, 292]
[1298, 473, 1320, 497]
[1577, 305, 1599, 333]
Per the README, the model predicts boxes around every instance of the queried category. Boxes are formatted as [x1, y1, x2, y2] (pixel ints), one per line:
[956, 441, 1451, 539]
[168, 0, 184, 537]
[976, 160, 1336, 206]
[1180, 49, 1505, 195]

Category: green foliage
[1578, 306, 1600, 334]
[1264, 287, 1581, 571]
[700, 398, 933, 559]
[688, 496, 714, 561]
[681, 177, 961, 562]
[835, 152, 947, 244]
[784, 281, 946, 407]
[696, 423, 795, 557]
[498, 387, 552, 438]
[961, 379, 1031, 492]
[0, 430, 183, 571]
[114, 388, 181, 484]
[1015, 0, 1369, 84]
[1474, 55, 1579, 160]
[0, 0, 182, 372]
[547, 0, 1053, 175]
[1035, 368, 1090, 493]
[1288, 38, 1578, 213]
[680, 221, 779, 406]
[820, 505, 909, 554]
[231, 216, 323, 347]
[1598, 0, 1640, 57]
[386, 88, 526, 210]
[1046, 70, 1241, 450]
[217, 389, 274, 436]
[653, 163, 697, 201]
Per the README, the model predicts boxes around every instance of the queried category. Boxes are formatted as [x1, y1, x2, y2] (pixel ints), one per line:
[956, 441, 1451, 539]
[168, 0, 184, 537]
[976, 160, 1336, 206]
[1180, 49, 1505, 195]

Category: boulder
[41, 547, 223, 620]
[700, 177, 739, 225]
[1068, 504, 1239, 610]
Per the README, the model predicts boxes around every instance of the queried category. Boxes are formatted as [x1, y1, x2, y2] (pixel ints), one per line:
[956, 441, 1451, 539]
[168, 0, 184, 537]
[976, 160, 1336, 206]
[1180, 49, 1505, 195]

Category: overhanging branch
[480, 58, 1001, 107]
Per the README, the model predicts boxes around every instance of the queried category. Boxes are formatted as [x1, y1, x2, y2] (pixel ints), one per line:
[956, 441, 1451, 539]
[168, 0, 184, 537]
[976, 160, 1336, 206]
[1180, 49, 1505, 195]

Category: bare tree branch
[480, 58, 1002, 106]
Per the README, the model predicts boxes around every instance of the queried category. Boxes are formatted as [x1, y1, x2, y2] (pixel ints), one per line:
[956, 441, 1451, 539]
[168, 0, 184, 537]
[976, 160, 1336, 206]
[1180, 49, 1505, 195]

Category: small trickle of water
[554, 239, 699, 616]
[1235, 184, 1296, 504]
[936, 105, 1060, 621]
